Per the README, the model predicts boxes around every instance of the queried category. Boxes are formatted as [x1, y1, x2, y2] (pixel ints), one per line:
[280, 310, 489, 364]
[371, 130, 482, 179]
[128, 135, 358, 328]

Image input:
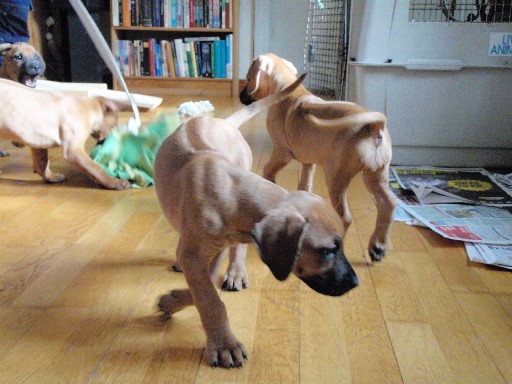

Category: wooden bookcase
[110, 0, 239, 97]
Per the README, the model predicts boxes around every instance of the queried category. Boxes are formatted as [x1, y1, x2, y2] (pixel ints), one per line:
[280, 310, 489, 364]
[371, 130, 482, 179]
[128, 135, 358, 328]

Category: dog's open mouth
[21, 74, 38, 88]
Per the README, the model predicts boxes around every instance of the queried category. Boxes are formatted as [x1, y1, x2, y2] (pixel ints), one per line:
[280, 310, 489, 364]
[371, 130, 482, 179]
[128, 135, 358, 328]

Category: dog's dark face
[253, 191, 358, 297]
[0, 42, 46, 87]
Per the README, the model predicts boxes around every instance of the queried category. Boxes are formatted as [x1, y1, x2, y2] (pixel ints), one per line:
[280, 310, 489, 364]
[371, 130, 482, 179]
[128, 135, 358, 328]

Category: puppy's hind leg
[363, 168, 397, 261]
[31, 148, 66, 183]
[298, 163, 316, 192]
[158, 289, 193, 320]
[263, 147, 293, 183]
[222, 244, 248, 291]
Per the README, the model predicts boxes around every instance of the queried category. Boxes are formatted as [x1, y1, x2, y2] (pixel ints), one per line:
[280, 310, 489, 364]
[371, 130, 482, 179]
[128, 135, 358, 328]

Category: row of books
[115, 35, 233, 79]
[112, 0, 232, 29]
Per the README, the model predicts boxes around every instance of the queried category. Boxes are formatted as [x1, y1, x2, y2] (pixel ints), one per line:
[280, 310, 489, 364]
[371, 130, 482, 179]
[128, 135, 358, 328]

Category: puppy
[0, 79, 129, 189]
[154, 73, 358, 368]
[0, 42, 46, 157]
[240, 53, 396, 262]
[0, 42, 45, 87]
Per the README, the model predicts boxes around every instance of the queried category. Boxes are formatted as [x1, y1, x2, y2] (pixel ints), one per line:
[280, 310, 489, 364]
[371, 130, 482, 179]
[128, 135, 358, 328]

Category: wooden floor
[1, 95, 511, 384]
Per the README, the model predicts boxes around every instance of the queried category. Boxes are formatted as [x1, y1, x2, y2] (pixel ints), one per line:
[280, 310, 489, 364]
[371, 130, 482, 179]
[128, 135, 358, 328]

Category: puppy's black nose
[239, 87, 254, 106]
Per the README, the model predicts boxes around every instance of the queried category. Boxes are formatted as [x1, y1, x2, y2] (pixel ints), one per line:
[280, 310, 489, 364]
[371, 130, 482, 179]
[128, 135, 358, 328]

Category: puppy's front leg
[222, 244, 248, 291]
[31, 148, 66, 183]
[63, 146, 129, 190]
[182, 247, 247, 368]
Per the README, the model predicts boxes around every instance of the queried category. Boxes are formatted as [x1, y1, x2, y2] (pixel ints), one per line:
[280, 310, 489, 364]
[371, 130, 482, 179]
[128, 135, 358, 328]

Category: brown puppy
[0, 42, 46, 157]
[0, 78, 129, 189]
[154, 74, 358, 368]
[0, 42, 45, 87]
[240, 53, 396, 262]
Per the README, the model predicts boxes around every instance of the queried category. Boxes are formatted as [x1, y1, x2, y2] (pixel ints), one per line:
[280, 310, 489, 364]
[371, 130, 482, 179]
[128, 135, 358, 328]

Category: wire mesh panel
[304, 0, 350, 100]
[409, 0, 512, 22]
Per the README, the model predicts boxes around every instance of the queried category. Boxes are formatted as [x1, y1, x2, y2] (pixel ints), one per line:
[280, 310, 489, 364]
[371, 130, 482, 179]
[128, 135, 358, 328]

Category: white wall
[238, 0, 309, 78]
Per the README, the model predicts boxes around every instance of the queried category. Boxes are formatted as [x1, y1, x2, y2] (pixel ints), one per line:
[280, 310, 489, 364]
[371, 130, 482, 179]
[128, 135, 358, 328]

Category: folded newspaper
[390, 167, 512, 269]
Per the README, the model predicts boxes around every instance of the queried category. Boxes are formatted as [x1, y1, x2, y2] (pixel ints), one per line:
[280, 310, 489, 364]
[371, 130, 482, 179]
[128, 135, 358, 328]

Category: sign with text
[489, 32, 512, 56]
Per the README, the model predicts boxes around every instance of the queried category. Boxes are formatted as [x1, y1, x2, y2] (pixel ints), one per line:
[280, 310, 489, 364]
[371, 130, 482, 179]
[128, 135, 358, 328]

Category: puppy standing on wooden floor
[155, 73, 358, 368]
[0, 79, 129, 189]
[240, 53, 397, 262]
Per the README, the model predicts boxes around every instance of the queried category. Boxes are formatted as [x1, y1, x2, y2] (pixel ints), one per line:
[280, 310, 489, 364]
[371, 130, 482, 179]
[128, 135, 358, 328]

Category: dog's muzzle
[239, 87, 255, 106]
[300, 252, 358, 297]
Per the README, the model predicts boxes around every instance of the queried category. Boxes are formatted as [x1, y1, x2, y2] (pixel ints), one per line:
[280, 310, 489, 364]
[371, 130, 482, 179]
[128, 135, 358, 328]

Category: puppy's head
[240, 53, 298, 105]
[90, 97, 121, 142]
[0, 42, 46, 87]
[252, 191, 358, 297]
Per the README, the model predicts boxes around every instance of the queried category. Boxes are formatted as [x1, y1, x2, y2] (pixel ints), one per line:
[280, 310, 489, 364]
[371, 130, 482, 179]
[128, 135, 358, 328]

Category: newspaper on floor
[465, 242, 512, 270]
[396, 202, 512, 244]
[391, 166, 512, 207]
[389, 168, 512, 268]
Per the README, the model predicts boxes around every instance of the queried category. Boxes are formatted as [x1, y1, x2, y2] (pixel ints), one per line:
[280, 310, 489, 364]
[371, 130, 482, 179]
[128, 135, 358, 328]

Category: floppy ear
[247, 55, 274, 95]
[252, 210, 309, 281]
[0, 43, 12, 55]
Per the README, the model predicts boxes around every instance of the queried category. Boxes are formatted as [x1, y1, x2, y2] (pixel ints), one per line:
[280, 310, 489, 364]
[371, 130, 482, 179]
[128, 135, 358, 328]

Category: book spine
[122, 0, 131, 27]
[141, 0, 152, 26]
[171, 0, 177, 27]
[163, 0, 170, 27]
[112, 0, 120, 26]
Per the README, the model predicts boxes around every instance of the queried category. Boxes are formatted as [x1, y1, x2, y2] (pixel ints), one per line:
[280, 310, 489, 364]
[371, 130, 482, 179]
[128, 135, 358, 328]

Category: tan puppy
[0, 42, 45, 87]
[0, 79, 129, 189]
[154, 73, 358, 368]
[240, 53, 396, 262]
[0, 42, 46, 157]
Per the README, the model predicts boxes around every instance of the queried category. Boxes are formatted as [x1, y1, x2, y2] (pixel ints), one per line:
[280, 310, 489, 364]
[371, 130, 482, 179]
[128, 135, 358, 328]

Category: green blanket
[91, 112, 181, 188]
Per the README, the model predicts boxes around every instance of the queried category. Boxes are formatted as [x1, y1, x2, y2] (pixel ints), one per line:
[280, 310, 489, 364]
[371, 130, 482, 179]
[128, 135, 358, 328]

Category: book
[122, 0, 131, 27]
[148, 38, 156, 76]
[141, 0, 152, 26]
[163, 0, 169, 27]
[171, 0, 177, 27]
[185, 42, 194, 78]
[213, 39, 221, 78]
[171, 40, 179, 77]
[174, 39, 186, 78]
[112, 0, 120, 26]
[189, 41, 198, 77]
[200, 41, 212, 77]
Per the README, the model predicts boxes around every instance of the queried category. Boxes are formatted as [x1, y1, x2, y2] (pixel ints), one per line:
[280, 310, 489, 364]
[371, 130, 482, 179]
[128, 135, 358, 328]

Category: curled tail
[226, 73, 307, 128]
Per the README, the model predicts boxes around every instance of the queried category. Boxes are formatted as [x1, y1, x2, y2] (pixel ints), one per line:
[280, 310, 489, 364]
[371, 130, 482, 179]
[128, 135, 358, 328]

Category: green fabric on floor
[91, 111, 181, 188]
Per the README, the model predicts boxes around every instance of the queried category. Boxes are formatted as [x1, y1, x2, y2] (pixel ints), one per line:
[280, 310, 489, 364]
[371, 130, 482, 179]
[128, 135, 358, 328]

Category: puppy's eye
[318, 236, 341, 259]
[34, 55, 39, 60]
[14, 54, 22, 60]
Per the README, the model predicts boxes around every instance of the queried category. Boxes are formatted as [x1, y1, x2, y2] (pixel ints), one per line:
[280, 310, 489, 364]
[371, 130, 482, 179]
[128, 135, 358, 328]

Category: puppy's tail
[304, 111, 387, 143]
[226, 73, 307, 128]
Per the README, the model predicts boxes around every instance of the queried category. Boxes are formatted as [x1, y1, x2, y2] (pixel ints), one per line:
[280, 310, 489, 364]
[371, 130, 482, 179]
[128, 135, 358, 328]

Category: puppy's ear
[252, 210, 309, 281]
[247, 55, 274, 95]
[0, 43, 12, 56]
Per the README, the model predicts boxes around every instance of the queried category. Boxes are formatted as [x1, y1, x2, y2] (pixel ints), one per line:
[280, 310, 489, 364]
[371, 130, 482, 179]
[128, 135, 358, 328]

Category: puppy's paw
[222, 268, 248, 291]
[158, 290, 191, 318]
[44, 173, 66, 183]
[206, 334, 248, 368]
[369, 244, 387, 262]
[105, 178, 130, 190]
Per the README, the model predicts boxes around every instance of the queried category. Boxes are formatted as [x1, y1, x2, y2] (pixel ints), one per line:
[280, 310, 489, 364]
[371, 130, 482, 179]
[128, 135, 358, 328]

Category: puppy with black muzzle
[0, 42, 45, 87]
[154, 74, 358, 369]
[0, 42, 46, 157]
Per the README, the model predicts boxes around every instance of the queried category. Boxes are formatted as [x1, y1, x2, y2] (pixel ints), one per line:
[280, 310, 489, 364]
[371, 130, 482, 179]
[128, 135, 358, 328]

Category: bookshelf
[110, 0, 239, 97]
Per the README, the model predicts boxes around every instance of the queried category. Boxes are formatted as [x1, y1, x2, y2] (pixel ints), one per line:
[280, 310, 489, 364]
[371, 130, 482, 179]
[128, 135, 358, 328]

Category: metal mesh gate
[304, 0, 351, 100]
[409, 0, 512, 23]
